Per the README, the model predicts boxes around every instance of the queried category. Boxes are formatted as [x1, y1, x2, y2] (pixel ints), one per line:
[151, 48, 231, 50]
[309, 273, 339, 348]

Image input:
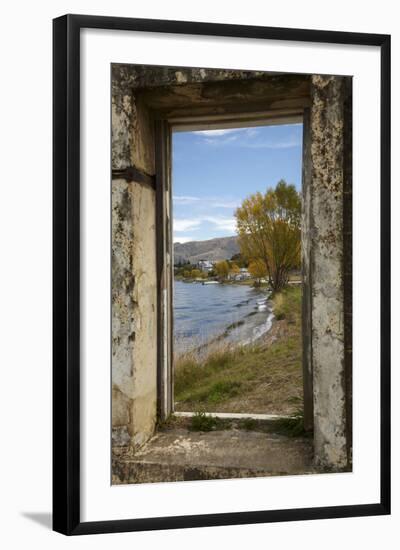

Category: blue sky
[172, 124, 303, 243]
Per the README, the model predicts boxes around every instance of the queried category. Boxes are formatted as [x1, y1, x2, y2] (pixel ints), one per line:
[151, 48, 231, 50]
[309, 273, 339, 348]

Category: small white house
[237, 268, 251, 280]
[197, 259, 214, 272]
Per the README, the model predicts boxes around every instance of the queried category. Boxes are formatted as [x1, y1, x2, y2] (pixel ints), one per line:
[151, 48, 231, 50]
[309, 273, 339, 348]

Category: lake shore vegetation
[174, 286, 302, 415]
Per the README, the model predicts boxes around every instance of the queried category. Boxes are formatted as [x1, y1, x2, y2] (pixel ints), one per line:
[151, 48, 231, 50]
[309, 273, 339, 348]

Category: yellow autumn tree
[229, 262, 240, 277]
[190, 269, 201, 279]
[248, 259, 268, 286]
[215, 260, 230, 281]
[235, 180, 301, 291]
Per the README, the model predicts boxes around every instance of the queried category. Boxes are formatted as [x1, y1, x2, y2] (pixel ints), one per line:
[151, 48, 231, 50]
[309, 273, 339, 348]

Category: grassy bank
[174, 286, 303, 415]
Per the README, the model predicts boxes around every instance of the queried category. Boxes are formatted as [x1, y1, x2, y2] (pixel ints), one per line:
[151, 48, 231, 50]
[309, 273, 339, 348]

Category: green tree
[183, 270, 190, 278]
[235, 180, 301, 291]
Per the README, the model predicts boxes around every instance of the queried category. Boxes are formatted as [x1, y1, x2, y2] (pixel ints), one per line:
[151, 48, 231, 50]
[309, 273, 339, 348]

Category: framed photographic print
[53, 14, 390, 535]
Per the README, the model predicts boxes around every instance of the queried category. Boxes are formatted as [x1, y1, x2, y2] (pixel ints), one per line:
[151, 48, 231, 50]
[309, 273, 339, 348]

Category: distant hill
[174, 236, 239, 265]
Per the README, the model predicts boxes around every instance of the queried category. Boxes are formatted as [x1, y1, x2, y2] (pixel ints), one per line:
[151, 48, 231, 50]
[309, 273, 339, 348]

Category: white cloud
[173, 195, 240, 209]
[245, 127, 260, 137]
[173, 215, 237, 236]
[193, 129, 239, 137]
[203, 216, 237, 233]
[193, 127, 258, 146]
[173, 236, 193, 244]
[212, 199, 241, 209]
[172, 195, 201, 204]
[243, 136, 302, 149]
[173, 218, 202, 232]
[203, 135, 239, 146]
[189, 125, 301, 149]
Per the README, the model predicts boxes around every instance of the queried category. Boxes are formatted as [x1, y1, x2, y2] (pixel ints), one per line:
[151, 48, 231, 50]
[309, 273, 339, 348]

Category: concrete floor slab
[112, 428, 315, 484]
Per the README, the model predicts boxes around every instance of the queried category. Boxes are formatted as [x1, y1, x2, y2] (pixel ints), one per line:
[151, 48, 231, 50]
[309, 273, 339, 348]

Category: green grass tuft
[237, 417, 258, 431]
[207, 380, 242, 403]
[190, 412, 218, 432]
[269, 412, 310, 438]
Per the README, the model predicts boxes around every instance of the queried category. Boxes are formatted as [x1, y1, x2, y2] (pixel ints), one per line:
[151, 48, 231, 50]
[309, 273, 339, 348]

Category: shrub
[238, 417, 258, 431]
[269, 412, 310, 437]
[190, 412, 218, 432]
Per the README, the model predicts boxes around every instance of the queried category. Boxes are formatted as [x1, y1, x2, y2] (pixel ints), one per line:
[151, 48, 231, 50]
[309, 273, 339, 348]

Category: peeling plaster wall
[112, 178, 157, 449]
[112, 64, 280, 91]
[110, 65, 311, 454]
[111, 64, 352, 471]
[301, 108, 314, 433]
[112, 70, 157, 450]
[112, 180, 135, 447]
[112, 89, 132, 171]
[309, 75, 349, 469]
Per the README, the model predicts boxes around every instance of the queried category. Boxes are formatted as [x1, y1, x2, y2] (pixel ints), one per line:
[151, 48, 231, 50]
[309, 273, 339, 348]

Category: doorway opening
[111, 65, 352, 482]
[171, 122, 305, 425]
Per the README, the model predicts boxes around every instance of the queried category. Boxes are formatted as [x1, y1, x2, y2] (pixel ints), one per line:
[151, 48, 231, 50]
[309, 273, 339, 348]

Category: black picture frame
[53, 14, 391, 535]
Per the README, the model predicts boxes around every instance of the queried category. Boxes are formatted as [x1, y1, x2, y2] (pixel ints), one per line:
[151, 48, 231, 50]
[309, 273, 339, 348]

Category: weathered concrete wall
[112, 179, 135, 447]
[309, 75, 349, 470]
[343, 79, 353, 466]
[111, 64, 352, 472]
[112, 64, 311, 119]
[112, 82, 133, 170]
[112, 73, 157, 451]
[112, 178, 158, 449]
[301, 108, 314, 433]
[111, 65, 310, 454]
[112, 64, 300, 92]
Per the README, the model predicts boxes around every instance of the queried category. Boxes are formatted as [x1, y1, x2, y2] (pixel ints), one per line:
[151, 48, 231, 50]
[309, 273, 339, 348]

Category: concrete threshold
[113, 427, 315, 485]
[174, 411, 291, 421]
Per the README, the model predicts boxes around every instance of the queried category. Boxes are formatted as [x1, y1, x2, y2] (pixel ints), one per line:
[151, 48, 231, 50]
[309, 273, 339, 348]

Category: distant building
[231, 268, 251, 281]
[197, 259, 214, 272]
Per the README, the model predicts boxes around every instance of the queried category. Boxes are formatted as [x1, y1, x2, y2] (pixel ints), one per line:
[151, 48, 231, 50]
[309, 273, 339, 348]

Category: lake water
[174, 280, 274, 354]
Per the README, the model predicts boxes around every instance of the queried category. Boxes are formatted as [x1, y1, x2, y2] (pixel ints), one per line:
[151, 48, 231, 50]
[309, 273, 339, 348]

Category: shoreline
[174, 292, 275, 359]
[174, 277, 271, 289]
[174, 286, 303, 415]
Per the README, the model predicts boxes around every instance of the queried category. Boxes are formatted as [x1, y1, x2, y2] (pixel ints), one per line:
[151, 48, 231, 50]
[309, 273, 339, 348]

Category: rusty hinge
[112, 165, 156, 189]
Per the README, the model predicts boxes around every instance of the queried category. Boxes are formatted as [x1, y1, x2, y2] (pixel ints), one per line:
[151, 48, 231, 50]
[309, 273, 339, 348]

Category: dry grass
[174, 286, 303, 415]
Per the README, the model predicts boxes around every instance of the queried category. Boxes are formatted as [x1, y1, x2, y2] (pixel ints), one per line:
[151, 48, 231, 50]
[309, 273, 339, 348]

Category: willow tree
[248, 259, 268, 286]
[235, 180, 301, 291]
[229, 262, 240, 277]
[215, 260, 230, 281]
